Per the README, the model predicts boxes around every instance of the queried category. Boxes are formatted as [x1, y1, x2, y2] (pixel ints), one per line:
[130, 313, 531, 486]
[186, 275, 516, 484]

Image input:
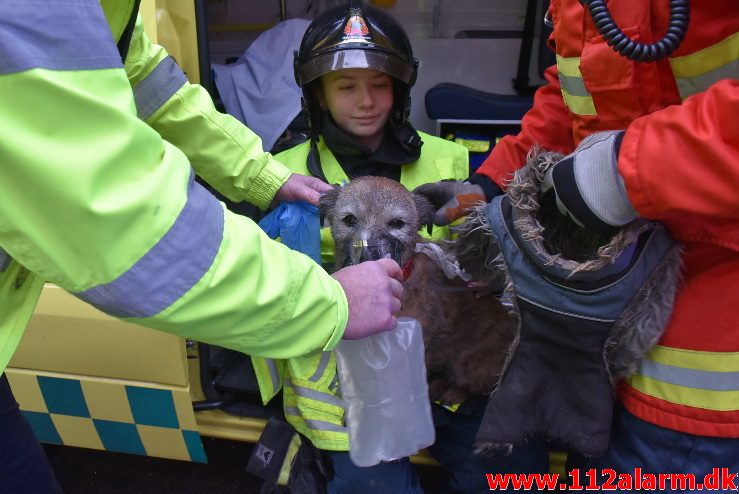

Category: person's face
[319, 68, 394, 152]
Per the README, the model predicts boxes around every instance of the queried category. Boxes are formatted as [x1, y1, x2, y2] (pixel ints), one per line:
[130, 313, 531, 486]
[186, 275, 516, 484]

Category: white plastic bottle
[335, 317, 435, 467]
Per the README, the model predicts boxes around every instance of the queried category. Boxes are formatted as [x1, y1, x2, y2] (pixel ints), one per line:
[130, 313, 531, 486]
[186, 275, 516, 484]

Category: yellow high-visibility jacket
[0, 0, 349, 374]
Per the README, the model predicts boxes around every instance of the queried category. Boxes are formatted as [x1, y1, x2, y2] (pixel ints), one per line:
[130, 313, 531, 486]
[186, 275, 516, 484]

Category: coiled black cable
[584, 0, 690, 62]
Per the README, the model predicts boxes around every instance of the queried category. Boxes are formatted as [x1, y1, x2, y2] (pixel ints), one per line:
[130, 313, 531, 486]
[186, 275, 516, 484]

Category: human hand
[541, 131, 637, 236]
[332, 258, 404, 340]
[274, 173, 332, 206]
[413, 180, 486, 226]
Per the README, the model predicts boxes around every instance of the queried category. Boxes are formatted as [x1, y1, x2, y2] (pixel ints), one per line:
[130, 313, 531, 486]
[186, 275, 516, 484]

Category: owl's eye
[342, 214, 357, 227]
[388, 219, 405, 229]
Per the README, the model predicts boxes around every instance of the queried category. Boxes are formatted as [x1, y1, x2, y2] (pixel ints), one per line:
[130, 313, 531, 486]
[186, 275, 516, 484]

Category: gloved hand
[332, 258, 404, 339]
[274, 173, 333, 206]
[413, 180, 486, 226]
[540, 131, 638, 236]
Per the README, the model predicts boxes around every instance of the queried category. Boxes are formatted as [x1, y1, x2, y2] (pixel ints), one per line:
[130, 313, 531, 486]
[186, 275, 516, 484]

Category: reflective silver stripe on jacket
[675, 60, 739, 99]
[284, 407, 347, 433]
[134, 56, 187, 120]
[555, 55, 597, 116]
[308, 352, 332, 382]
[558, 73, 590, 97]
[76, 173, 224, 318]
[0, 0, 121, 75]
[263, 358, 282, 395]
[639, 359, 739, 392]
[284, 378, 345, 409]
[670, 32, 739, 100]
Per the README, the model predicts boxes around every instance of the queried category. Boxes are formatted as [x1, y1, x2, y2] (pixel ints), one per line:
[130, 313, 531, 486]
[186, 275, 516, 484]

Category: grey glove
[541, 131, 638, 236]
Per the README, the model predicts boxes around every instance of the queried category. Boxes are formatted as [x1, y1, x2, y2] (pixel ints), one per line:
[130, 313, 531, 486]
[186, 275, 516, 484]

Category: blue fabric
[428, 401, 550, 493]
[567, 404, 739, 493]
[326, 452, 424, 494]
[487, 198, 676, 320]
[424, 83, 533, 121]
[258, 202, 321, 264]
[0, 0, 122, 75]
[0, 374, 63, 494]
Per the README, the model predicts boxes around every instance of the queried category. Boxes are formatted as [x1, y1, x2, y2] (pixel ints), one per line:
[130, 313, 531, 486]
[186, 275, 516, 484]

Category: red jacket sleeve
[618, 79, 739, 221]
[474, 65, 576, 189]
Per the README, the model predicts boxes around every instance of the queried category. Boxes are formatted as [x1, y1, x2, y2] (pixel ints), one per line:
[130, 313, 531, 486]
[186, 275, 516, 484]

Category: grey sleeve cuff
[573, 131, 637, 227]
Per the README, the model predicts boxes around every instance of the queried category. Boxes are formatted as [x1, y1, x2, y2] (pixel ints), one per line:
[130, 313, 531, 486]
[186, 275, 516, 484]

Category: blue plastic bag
[258, 202, 322, 264]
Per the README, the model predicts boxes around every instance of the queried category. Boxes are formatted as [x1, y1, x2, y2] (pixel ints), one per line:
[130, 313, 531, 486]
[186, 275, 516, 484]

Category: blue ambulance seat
[425, 82, 533, 121]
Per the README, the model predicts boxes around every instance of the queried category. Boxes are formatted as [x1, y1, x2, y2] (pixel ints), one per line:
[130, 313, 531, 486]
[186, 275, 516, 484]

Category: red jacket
[477, 0, 739, 437]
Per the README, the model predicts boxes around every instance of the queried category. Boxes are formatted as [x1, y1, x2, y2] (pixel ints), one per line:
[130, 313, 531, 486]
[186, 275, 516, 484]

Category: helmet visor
[298, 48, 415, 86]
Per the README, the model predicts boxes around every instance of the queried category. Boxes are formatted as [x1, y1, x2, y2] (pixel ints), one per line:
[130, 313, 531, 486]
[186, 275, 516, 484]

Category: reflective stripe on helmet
[297, 49, 416, 86]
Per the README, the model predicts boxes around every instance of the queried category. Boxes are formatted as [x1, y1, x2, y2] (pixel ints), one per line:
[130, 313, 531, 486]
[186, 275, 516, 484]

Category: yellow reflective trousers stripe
[626, 346, 739, 411]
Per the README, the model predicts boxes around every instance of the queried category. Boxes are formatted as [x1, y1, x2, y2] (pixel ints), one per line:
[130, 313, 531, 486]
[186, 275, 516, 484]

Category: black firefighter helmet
[294, 0, 419, 137]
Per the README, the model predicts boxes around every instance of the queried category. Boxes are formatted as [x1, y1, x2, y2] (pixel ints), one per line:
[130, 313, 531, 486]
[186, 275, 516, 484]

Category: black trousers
[0, 373, 62, 494]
